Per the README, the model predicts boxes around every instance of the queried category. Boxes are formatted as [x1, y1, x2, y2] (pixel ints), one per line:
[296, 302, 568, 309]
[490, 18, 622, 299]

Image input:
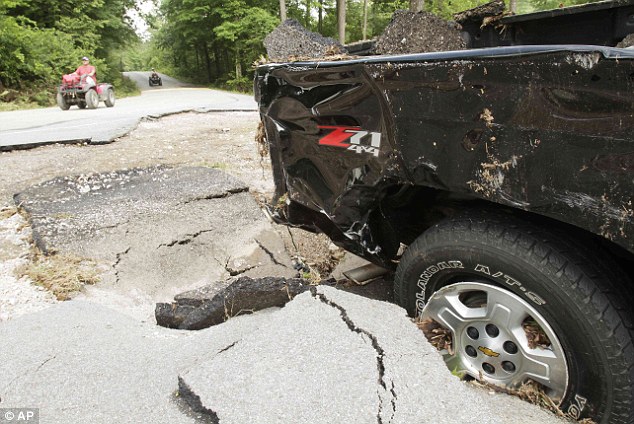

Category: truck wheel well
[373, 184, 634, 278]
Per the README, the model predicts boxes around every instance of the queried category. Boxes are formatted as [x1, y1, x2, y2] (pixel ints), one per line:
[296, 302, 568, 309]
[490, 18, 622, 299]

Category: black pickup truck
[255, 1, 634, 422]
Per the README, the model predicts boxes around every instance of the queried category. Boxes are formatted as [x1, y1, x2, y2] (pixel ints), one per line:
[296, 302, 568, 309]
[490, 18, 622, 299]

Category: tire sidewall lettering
[416, 260, 464, 311]
[414, 259, 547, 308]
[473, 263, 546, 306]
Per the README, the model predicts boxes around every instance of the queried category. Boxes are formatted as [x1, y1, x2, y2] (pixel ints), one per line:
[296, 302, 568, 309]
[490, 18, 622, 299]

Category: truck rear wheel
[56, 93, 70, 110]
[85, 89, 99, 109]
[394, 212, 634, 423]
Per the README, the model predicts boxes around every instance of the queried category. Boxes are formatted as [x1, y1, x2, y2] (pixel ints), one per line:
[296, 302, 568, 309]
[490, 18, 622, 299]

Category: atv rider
[75, 56, 96, 87]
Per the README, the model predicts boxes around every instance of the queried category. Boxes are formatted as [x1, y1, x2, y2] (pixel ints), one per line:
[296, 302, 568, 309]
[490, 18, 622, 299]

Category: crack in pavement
[95, 220, 130, 232]
[157, 229, 215, 249]
[254, 239, 288, 268]
[181, 187, 249, 205]
[34, 355, 56, 373]
[2, 354, 57, 396]
[225, 264, 256, 277]
[177, 377, 220, 424]
[310, 288, 397, 424]
[217, 341, 239, 354]
[113, 247, 131, 284]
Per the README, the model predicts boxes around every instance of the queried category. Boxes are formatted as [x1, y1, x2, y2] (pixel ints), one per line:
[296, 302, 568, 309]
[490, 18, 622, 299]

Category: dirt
[453, 0, 506, 25]
[264, 19, 347, 61]
[373, 10, 466, 55]
[617, 33, 634, 48]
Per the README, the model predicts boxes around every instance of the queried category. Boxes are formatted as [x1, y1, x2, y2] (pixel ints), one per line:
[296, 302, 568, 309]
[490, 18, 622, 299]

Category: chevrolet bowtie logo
[478, 346, 500, 357]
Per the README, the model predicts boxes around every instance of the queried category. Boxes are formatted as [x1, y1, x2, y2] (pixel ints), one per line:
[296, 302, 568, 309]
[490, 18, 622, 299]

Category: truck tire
[394, 212, 634, 423]
[104, 88, 115, 107]
[85, 89, 99, 109]
[77, 102, 87, 109]
[56, 93, 70, 110]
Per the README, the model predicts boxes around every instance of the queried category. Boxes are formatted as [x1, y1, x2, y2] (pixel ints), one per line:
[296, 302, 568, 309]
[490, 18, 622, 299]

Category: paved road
[0, 288, 567, 424]
[0, 72, 256, 150]
[123, 71, 191, 90]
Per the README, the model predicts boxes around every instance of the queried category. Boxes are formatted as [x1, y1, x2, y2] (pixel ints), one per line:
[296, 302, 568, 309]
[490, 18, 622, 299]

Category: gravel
[0, 209, 57, 321]
[264, 19, 347, 60]
[373, 10, 466, 55]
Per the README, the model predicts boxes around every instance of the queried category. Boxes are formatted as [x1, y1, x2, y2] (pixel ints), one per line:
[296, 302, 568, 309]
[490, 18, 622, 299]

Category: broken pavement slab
[155, 276, 315, 330]
[178, 286, 568, 424]
[0, 300, 274, 423]
[14, 166, 296, 303]
[0, 287, 568, 423]
[155, 275, 398, 331]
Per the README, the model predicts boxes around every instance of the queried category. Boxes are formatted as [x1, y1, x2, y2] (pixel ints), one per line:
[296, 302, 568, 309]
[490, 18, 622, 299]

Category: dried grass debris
[17, 251, 100, 300]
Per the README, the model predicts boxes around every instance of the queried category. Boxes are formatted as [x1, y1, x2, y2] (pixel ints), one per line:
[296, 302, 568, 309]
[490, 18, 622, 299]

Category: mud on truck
[255, 1, 634, 422]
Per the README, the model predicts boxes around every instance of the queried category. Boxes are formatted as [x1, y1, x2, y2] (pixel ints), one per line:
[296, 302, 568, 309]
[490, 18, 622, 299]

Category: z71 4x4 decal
[318, 125, 382, 157]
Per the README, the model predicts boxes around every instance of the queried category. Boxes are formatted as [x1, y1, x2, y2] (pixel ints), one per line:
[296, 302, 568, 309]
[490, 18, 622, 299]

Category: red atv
[56, 73, 115, 110]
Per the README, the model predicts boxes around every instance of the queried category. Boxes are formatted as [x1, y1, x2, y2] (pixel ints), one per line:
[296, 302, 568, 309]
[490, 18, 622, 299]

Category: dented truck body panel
[255, 45, 634, 268]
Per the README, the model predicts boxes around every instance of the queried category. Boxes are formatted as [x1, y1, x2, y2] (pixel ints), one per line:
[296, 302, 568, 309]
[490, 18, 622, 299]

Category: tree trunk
[305, 0, 311, 27]
[409, 0, 423, 12]
[280, 0, 287, 21]
[213, 46, 222, 79]
[337, 0, 346, 44]
[235, 51, 242, 79]
[318, 0, 323, 33]
[362, 0, 368, 40]
[203, 43, 212, 83]
[509, 0, 517, 13]
[223, 50, 231, 75]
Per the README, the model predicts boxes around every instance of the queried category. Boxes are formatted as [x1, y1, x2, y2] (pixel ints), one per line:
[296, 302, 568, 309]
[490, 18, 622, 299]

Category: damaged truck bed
[257, 45, 634, 265]
[255, 4, 634, 423]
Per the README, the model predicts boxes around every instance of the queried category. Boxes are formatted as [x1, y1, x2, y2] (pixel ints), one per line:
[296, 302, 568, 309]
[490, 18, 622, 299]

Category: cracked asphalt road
[14, 166, 289, 306]
[0, 84, 256, 150]
[0, 111, 568, 423]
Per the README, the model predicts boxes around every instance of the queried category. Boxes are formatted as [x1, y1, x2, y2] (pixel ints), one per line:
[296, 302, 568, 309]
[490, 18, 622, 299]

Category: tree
[280, 0, 287, 20]
[409, 0, 423, 12]
[337, 0, 345, 43]
[0, 0, 139, 92]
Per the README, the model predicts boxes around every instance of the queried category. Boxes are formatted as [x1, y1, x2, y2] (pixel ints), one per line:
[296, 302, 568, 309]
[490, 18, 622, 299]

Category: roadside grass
[0, 74, 140, 111]
[17, 251, 101, 300]
[0, 206, 18, 220]
[195, 161, 229, 170]
[0, 101, 45, 112]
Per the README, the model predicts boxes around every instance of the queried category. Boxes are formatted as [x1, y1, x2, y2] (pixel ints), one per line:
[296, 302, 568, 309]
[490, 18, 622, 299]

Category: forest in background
[0, 0, 602, 108]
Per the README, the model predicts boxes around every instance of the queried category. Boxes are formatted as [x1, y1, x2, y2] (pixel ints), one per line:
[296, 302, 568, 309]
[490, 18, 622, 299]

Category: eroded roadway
[0, 72, 256, 150]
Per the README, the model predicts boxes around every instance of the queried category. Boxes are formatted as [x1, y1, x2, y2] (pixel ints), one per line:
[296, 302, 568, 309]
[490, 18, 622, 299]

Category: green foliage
[0, 0, 138, 108]
[0, 0, 610, 106]
[154, 0, 278, 85]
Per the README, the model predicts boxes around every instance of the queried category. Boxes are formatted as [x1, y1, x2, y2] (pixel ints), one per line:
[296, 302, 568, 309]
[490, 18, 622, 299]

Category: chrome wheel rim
[422, 282, 568, 401]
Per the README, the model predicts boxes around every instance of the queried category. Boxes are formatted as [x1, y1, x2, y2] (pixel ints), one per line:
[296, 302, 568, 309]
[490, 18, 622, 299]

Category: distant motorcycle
[149, 72, 162, 87]
[56, 73, 115, 110]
